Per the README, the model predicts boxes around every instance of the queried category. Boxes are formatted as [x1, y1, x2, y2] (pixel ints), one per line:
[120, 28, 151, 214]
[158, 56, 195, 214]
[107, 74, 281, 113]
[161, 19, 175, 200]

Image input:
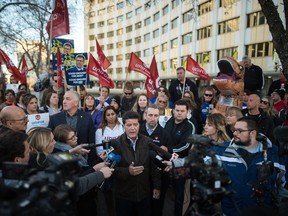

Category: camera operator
[164, 117, 286, 216]
[0, 130, 30, 187]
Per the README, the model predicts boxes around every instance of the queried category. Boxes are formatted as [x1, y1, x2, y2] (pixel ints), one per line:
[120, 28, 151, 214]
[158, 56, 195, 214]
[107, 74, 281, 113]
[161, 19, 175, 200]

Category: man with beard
[206, 117, 285, 216]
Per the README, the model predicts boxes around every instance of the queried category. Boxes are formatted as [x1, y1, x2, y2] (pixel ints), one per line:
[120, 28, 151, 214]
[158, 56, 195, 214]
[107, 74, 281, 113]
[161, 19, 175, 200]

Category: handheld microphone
[107, 153, 121, 168]
[148, 142, 178, 161]
[149, 151, 167, 170]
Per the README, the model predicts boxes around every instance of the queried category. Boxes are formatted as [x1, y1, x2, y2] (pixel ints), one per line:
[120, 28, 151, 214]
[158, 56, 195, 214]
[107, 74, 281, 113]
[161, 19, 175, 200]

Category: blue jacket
[209, 139, 286, 216]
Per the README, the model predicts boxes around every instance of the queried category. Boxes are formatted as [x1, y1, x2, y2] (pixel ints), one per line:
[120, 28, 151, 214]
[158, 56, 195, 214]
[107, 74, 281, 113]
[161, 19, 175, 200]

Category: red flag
[186, 55, 211, 81]
[96, 39, 111, 70]
[56, 48, 63, 88]
[86, 54, 114, 88]
[128, 52, 151, 78]
[20, 55, 29, 84]
[145, 55, 160, 98]
[0, 49, 25, 83]
[46, 0, 69, 39]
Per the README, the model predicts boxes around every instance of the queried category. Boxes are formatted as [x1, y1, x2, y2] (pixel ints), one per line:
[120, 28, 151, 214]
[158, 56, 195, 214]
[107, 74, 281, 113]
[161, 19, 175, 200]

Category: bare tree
[258, 0, 288, 79]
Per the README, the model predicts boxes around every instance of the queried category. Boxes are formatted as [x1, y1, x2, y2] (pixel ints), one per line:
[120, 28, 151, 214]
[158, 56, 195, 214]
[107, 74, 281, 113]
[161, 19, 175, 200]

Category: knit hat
[275, 89, 286, 100]
[110, 95, 121, 107]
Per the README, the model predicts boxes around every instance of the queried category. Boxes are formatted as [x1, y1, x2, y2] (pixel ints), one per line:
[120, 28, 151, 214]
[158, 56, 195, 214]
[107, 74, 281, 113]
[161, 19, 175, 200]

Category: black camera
[274, 126, 288, 156]
[0, 153, 81, 216]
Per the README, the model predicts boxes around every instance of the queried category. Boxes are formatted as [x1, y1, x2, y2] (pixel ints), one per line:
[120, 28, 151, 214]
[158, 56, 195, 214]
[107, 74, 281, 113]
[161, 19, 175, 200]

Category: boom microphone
[187, 134, 223, 147]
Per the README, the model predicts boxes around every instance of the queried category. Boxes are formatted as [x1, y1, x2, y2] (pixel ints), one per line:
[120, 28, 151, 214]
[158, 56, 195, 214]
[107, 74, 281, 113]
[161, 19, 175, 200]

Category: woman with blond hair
[200, 86, 217, 125]
[155, 94, 172, 116]
[203, 113, 230, 142]
[259, 96, 282, 126]
[225, 106, 243, 138]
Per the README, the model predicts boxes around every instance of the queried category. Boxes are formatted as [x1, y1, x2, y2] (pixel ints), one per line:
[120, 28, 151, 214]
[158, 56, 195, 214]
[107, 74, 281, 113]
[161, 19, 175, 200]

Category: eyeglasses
[260, 100, 269, 105]
[204, 94, 213, 97]
[233, 129, 254, 134]
[8, 115, 28, 122]
[158, 100, 166, 104]
[67, 134, 77, 141]
[124, 92, 132, 95]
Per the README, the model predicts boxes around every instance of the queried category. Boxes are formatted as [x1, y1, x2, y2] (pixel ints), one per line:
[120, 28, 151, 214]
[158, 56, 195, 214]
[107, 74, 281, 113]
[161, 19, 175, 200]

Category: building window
[171, 17, 179, 29]
[107, 5, 114, 13]
[136, 7, 142, 15]
[125, 53, 130, 60]
[145, 1, 151, 10]
[97, 33, 104, 39]
[144, 17, 151, 26]
[162, 24, 168, 34]
[170, 58, 178, 70]
[247, 11, 266, 28]
[171, 38, 178, 48]
[217, 47, 237, 60]
[198, 0, 213, 15]
[218, 17, 240, 34]
[183, 9, 193, 23]
[117, 1, 124, 10]
[182, 32, 192, 44]
[135, 21, 142, 30]
[154, 12, 160, 21]
[98, 0, 105, 3]
[107, 31, 114, 37]
[126, 39, 132, 46]
[153, 46, 159, 54]
[245, 42, 273, 58]
[89, 23, 95, 29]
[107, 43, 114, 50]
[107, 68, 113, 74]
[197, 25, 212, 40]
[117, 15, 124, 22]
[162, 42, 168, 52]
[107, 56, 114, 61]
[219, 0, 238, 7]
[97, 21, 104, 27]
[126, 11, 133, 19]
[117, 28, 123, 36]
[90, 46, 95, 52]
[172, 0, 180, 9]
[116, 41, 123, 48]
[126, 25, 133, 33]
[89, 35, 94, 40]
[196, 52, 211, 64]
[107, 18, 114, 25]
[144, 48, 150, 57]
[144, 33, 150, 42]
[98, 9, 104, 16]
[135, 36, 141, 44]
[153, 29, 159, 38]
[116, 54, 123, 61]
[162, 5, 169, 16]
[161, 60, 167, 72]
[135, 51, 141, 57]
[116, 68, 122, 73]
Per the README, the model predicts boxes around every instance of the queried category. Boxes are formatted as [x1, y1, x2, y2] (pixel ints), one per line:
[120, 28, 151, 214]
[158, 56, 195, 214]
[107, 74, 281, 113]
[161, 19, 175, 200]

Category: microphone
[107, 153, 121, 168]
[148, 141, 178, 161]
[187, 134, 223, 147]
[149, 151, 167, 170]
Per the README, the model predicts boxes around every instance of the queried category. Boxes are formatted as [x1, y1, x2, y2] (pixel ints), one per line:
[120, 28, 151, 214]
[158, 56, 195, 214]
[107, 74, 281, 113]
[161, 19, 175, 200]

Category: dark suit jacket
[48, 109, 95, 145]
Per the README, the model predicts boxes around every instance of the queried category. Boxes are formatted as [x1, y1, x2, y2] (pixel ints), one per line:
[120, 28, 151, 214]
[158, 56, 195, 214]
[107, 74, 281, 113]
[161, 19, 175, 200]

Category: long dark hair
[98, 106, 120, 129]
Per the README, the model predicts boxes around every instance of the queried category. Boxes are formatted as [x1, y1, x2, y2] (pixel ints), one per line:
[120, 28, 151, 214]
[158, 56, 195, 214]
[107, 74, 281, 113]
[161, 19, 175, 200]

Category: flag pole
[181, 71, 187, 99]
[47, 0, 55, 78]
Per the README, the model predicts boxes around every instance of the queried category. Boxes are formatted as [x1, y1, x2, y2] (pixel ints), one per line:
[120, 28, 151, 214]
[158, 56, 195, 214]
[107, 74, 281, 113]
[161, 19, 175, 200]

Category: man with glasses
[210, 117, 285, 215]
[121, 81, 136, 116]
[242, 94, 275, 142]
[0, 106, 29, 133]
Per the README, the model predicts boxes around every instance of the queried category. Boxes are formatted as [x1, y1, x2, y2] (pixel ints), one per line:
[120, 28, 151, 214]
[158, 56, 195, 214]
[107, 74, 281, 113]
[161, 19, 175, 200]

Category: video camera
[0, 153, 81, 216]
[274, 126, 288, 156]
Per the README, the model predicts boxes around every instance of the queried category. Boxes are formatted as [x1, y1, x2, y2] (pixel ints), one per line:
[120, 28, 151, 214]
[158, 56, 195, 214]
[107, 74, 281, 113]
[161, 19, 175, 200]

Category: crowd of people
[0, 56, 288, 216]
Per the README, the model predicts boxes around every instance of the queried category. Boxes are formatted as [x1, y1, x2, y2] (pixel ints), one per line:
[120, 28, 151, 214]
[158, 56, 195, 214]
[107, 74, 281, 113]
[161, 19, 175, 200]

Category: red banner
[145, 55, 160, 97]
[87, 54, 114, 88]
[56, 48, 63, 88]
[186, 55, 210, 81]
[128, 52, 151, 78]
[96, 39, 111, 70]
[46, 0, 69, 39]
[20, 55, 28, 84]
[0, 49, 25, 83]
